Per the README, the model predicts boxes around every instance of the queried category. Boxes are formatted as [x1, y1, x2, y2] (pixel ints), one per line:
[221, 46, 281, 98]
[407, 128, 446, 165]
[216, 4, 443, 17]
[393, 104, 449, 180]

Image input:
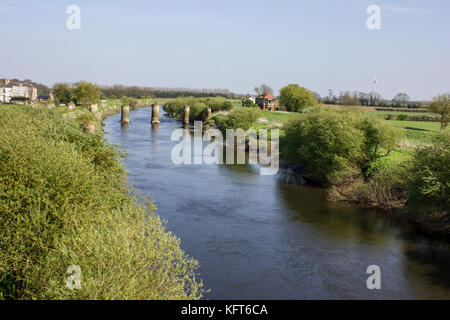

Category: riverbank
[102, 107, 450, 299]
[278, 159, 447, 237]
[0, 106, 204, 299]
[205, 105, 449, 238]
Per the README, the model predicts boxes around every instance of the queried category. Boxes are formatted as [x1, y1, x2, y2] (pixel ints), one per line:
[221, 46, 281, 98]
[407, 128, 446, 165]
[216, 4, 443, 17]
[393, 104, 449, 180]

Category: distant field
[388, 120, 440, 132]
[318, 104, 439, 144]
[250, 105, 440, 145]
[387, 120, 440, 144]
[367, 109, 435, 118]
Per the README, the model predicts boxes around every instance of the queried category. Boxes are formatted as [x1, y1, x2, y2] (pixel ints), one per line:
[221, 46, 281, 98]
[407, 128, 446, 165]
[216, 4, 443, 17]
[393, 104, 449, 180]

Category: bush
[353, 113, 402, 165]
[279, 84, 318, 112]
[187, 102, 208, 122]
[199, 97, 233, 112]
[397, 114, 409, 121]
[164, 97, 198, 118]
[121, 96, 131, 107]
[129, 97, 138, 108]
[164, 97, 233, 122]
[76, 112, 97, 129]
[0, 108, 203, 299]
[53, 83, 72, 105]
[280, 107, 402, 185]
[243, 99, 256, 108]
[408, 129, 450, 210]
[215, 107, 259, 134]
[73, 81, 100, 105]
[360, 154, 409, 205]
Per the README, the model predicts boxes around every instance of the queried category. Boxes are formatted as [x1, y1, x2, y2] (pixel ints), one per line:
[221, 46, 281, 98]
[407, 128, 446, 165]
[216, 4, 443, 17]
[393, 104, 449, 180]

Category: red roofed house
[256, 90, 276, 111]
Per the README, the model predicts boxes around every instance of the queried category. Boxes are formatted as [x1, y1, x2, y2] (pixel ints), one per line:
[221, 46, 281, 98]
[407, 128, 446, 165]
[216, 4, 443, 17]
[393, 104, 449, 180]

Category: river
[104, 107, 450, 300]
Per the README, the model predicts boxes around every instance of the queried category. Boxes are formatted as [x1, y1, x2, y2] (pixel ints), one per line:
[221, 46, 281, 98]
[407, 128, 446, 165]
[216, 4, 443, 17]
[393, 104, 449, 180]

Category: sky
[0, 0, 449, 100]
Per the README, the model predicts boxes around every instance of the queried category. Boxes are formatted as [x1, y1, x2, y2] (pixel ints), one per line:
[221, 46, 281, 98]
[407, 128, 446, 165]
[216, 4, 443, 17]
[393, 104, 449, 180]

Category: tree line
[52, 82, 237, 105]
[248, 83, 449, 129]
[98, 85, 235, 99]
[322, 90, 425, 108]
[53, 82, 100, 105]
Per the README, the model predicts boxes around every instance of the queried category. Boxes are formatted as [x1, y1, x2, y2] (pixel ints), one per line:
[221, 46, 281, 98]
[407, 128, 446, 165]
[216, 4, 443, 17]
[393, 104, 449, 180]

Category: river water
[104, 107, 450, 300]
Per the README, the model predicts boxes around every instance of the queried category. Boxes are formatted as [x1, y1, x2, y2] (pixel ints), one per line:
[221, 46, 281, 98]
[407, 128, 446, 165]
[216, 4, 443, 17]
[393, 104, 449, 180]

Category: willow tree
[73, 81, 100, 106]
[279, 84, 317, 112]
[429, 93, 450, 129]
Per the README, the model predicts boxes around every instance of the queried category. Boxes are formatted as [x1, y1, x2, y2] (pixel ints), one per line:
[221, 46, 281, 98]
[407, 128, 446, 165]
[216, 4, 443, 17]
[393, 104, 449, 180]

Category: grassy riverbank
[0, 107, 204, 299]
[210, 105, 449, 236]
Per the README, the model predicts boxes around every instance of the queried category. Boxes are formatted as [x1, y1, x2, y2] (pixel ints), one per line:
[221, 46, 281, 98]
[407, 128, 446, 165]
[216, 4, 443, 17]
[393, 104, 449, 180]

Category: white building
[0, 87, 12, 103]
[11, 84, 30, 99]
[0, 78, 38, 103]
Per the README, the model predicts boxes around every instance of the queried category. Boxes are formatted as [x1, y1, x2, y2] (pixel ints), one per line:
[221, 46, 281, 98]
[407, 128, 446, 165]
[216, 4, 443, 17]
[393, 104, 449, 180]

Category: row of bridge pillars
[120, 104, 212, 125]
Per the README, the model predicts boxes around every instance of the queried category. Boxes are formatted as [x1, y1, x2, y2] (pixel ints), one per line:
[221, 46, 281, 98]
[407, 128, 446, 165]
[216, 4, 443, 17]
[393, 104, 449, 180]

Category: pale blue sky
[1, 0, 449, 100]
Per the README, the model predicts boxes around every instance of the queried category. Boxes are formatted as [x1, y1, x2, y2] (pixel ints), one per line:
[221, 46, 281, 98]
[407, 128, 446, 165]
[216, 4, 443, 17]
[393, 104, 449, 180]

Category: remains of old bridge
[119, 104, 212, 126]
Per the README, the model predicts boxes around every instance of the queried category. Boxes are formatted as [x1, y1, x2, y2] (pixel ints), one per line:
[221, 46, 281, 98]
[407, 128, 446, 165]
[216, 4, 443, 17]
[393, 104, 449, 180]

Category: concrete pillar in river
[151, 104, 160, 124]
[183, 105, 190, 125]
[121, 105, 130, 123]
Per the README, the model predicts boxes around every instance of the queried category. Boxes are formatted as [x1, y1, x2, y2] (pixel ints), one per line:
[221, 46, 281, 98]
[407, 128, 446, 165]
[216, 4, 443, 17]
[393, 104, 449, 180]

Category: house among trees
[241, 93, 256, 106]
[256, 90, 277, 111]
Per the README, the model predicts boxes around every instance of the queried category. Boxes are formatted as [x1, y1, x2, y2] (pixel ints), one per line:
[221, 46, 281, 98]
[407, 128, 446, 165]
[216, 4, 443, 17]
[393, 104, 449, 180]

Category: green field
[388, 120, 440, 144]
[250, 106, 441, 145]
[367, 109, 435, 119]
[388, 120, 440, 131]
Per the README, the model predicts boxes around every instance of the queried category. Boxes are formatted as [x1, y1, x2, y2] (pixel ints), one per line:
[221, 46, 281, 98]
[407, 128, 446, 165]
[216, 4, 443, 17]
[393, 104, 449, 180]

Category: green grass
[367, 109, 435, 119]
[388, 120, 440, 132]
[228, 107, 296, 131]
[387, 120, 440, 144]
[256, 109, 295, 123]
[364, 108, 439, 144]
[0, 104, 27, 111]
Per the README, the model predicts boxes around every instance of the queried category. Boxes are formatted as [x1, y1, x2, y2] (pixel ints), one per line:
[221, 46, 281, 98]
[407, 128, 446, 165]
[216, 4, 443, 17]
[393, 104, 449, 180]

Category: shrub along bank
[280, 107, 402, 185]
[0, 108, 204, 299]
[278, 106, 449, 235]
[164, 96, 233, 122]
